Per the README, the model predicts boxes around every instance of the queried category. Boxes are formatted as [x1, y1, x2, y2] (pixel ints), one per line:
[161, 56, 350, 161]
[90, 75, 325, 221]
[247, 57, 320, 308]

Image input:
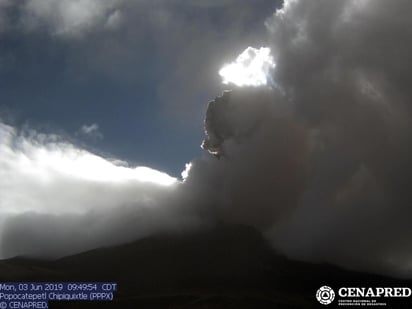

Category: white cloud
[79, 123, 103, 140]
[81, 123, 98, 134]
[0, 121, 205, 259]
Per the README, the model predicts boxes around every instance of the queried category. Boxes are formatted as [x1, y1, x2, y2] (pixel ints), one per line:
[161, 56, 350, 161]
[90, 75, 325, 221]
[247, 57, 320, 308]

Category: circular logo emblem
[316, 286, 335, 305]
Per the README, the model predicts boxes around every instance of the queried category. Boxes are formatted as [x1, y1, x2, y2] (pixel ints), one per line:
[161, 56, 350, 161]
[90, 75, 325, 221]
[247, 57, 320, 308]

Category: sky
[1, 0, 412, 280]
[0, 0, 279, 176]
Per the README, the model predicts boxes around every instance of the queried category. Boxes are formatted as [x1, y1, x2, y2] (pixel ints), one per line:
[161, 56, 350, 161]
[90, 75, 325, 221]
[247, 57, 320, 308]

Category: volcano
[1, 224, 410, 308]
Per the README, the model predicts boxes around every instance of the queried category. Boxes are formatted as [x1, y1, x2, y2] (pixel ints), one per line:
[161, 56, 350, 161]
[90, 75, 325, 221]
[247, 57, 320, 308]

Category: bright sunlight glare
[219, 46, 275, 87]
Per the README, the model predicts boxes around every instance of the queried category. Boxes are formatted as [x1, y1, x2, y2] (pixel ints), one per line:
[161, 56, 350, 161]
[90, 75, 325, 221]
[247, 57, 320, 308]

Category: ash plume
[189, 0, 412, 277]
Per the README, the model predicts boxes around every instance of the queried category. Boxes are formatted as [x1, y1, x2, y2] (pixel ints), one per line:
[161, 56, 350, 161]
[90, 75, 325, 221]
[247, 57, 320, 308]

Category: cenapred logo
[316, 286, 335, 305]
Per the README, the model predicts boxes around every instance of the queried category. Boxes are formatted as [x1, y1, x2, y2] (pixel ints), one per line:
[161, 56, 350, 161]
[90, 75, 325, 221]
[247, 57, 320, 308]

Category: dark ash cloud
[190, 0, 412, 277]
[185, 0, 412, 277]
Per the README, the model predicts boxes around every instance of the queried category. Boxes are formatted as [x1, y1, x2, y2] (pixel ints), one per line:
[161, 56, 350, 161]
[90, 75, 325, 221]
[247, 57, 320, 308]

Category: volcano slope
[0, 224, 411, 308]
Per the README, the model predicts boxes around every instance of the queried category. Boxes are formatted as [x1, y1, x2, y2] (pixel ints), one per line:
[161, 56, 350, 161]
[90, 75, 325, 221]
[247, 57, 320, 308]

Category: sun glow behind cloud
[219, 47, 275, 87]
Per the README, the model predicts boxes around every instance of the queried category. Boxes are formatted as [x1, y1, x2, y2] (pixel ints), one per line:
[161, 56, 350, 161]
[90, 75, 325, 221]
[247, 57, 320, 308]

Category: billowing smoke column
[196, 88, 308, 229]
[186, 0, 412, 277]
[1, 0, 412, 278]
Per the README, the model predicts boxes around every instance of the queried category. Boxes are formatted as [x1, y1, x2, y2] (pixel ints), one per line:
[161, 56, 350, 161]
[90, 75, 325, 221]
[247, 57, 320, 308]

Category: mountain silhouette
[1, 224, 411, 308]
